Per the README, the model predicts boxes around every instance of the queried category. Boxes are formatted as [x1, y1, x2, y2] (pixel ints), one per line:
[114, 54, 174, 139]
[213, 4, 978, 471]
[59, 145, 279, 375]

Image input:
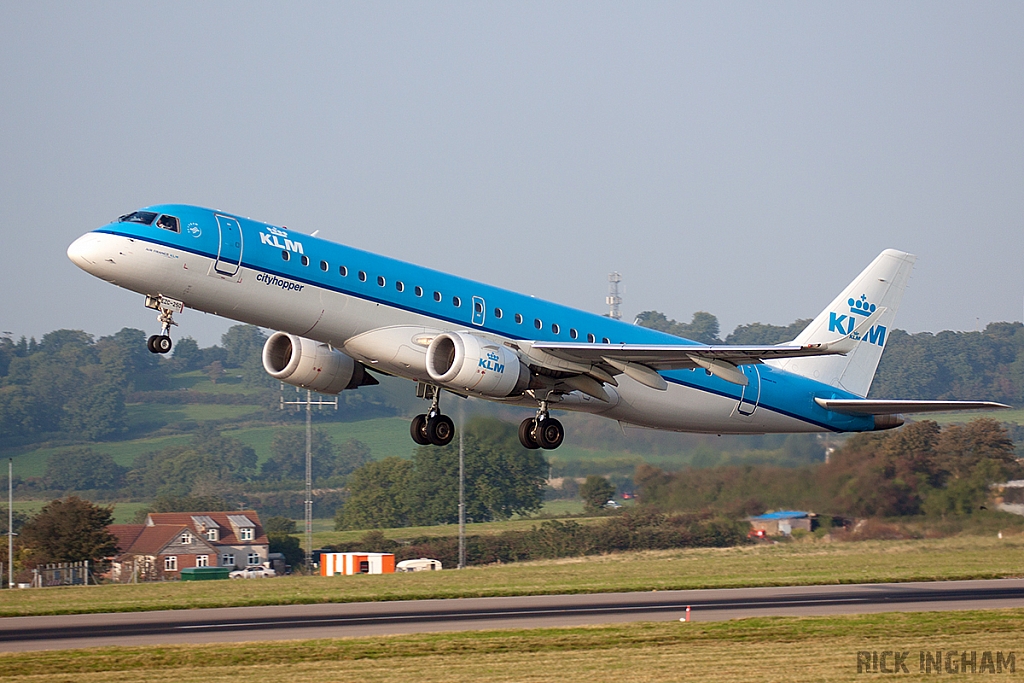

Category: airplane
[67, 205, 1006, 450]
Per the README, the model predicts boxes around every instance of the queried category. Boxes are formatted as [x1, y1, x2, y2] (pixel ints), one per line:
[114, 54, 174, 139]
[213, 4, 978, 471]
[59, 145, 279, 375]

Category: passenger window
[494, 308, 503, 319]
[300, 255, 310, 266]
[339, 265, 348, 276]
[433, 291, 442, 302]
[156, 215, 180, 233]
[320, 260, 328, 271]
[602, 337, 610, 344]
[534, 319, 542, 330]
[570, 328, 578, 340]
[281, 251, 290, 261]
[515, 313, 523, 324]
[453, 296, 461, 307]
[415, 286, 423, 297]
[587, 333, 596, 343]
[474, 301, 483, 314]
[358, 271, 367, 282]
[396, 281, 405, 292]
[551, 323, 559, 334]
[377, 275, 386, 287]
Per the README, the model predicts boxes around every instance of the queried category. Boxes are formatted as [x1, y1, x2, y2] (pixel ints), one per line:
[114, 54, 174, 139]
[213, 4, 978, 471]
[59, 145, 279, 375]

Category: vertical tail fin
[774, 249, 916, 397]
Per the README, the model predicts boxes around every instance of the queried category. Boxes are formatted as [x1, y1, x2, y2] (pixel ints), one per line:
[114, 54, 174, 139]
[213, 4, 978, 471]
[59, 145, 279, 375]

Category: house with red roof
[108, 511, 269, 581]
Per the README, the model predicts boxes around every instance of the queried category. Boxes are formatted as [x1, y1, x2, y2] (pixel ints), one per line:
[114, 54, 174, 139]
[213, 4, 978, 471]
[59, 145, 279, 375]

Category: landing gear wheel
[536, 417, 564, 450]
[154, 335, 172, 354]
[410, 414, 431, 446]
[147, 335, 172, 354]
[426, 414, 455, 446]
[518, 418, 540, 449]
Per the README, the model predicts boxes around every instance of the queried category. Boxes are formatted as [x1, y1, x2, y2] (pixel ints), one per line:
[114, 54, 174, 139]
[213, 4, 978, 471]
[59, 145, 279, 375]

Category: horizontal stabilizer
[815, 398, 1010, 415]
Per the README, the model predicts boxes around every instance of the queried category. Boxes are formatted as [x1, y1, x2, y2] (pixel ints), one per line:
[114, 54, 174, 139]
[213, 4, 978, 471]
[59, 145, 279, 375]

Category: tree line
[3, 313, 1020, 447]
[18, 426, 371, 509]
[634, 418, 1022, 519]
[335, 509, 748, 567]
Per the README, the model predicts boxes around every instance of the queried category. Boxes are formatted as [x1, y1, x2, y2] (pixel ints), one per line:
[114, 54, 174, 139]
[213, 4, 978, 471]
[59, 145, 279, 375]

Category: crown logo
[848, 294, 877, 317]
[267, 226, 288, 238]
[486, 352, 500, 362]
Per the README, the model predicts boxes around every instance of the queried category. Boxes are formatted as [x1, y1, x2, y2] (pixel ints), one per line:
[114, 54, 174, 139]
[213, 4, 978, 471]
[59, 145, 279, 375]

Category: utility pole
[8, 459, 13, 589]
[458, 423, 466, 570]
[305, 389, 312, 572]
[280, 384, 337, 574]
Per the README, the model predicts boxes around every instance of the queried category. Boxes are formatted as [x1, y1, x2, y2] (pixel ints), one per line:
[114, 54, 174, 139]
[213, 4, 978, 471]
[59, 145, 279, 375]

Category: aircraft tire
[518, 418, 540, 449]
[536, 417, 564, 450]
[410, 414, 431, 445]
[155, 335, 173, 354]
[427, 414, 455, 446]
[147, 335, 160, 354]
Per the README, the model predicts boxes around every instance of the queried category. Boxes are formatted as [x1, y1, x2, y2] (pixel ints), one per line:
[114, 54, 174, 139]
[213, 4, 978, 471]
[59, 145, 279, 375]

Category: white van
[396, 558, 443, 572]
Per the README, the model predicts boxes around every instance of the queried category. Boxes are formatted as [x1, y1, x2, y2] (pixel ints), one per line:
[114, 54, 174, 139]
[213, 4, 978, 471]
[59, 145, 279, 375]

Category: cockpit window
[118, 211, 158, 225]
[156, 215, 180, 233]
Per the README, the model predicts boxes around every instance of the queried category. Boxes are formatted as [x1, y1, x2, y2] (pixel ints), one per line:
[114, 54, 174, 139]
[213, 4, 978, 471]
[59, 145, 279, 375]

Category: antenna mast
[606, 272, 622, 320]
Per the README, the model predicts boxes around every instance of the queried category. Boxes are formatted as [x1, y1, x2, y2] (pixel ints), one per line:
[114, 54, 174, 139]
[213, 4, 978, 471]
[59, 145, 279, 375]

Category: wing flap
[815, 398, 1010, 415]
[530, 341, 846, 372]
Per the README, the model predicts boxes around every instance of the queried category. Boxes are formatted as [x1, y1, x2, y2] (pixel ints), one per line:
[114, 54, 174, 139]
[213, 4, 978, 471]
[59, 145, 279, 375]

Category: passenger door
[733, 365, 761, 418]
[214, 214, 243, 276]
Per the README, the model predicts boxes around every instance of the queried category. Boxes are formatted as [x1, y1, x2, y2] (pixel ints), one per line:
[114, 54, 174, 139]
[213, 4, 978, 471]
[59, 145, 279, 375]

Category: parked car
[396, 558, 443, 572]
[603, 500, 622, 509]
[229, 564, 277, 579]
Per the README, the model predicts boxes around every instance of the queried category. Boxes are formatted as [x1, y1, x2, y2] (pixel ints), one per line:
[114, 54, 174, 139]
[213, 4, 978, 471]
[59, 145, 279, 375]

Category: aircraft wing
[531, 341, 844, 368]
[527, 340, 847, 390]
[814, 398, 1010, 415]
[528, 306, 887, 390]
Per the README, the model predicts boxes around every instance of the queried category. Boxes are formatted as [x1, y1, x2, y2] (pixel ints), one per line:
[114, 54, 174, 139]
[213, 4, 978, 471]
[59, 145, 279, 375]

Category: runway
[3, 578, 1024, 652]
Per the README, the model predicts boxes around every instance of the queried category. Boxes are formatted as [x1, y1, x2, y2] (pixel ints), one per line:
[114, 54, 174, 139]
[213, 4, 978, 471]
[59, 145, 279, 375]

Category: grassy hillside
[6, 364, 1020, 489]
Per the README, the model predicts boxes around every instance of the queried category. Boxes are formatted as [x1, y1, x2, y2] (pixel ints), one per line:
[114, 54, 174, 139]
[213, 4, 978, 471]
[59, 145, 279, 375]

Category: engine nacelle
[425, 332, 530, 398]
[262, 332, 377, 394]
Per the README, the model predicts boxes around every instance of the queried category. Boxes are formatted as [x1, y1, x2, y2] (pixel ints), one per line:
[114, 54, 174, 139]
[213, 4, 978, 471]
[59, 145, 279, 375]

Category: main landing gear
[410, 385, 455, 447]
[518, 400, 564, 450]
[144, 295, 180, 354]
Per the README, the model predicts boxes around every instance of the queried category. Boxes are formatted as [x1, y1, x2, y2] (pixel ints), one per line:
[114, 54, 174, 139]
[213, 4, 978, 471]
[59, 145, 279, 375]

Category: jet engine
[425, 332, 530, 398]
[262, 332, 377, 394]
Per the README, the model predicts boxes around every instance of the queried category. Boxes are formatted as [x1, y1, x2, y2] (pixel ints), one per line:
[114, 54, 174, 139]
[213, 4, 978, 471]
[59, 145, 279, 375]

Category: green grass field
[125, 402, 262, 429]
[2, 610, 1023, 682]
[314, 510, 598, 546]
[3, 534, 1024, 618]
[165, 370, 262, 395]
[224, 417, 415, 464]
[13, 500, 162, 524]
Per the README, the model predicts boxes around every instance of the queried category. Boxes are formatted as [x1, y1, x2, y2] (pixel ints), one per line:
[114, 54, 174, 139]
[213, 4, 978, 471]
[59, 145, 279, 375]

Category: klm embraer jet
[67, 205, 1005, 450]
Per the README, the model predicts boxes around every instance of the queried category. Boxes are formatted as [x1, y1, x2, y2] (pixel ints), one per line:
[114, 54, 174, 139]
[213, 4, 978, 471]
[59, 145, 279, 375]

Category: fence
[32, 561, 92, 587]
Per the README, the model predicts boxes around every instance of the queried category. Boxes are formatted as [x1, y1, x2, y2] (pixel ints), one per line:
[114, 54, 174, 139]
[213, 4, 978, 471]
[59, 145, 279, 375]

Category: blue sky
[2, 2, 1022, 346]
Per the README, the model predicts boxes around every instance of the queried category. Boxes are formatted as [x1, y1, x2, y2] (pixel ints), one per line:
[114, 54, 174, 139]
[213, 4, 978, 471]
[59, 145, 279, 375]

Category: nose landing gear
[410, 384, 456, 447]
[144, 295, 182, 354]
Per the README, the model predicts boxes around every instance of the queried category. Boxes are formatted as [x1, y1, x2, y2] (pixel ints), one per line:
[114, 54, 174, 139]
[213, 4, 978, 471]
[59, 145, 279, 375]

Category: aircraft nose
[67, 233, 105, 269]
